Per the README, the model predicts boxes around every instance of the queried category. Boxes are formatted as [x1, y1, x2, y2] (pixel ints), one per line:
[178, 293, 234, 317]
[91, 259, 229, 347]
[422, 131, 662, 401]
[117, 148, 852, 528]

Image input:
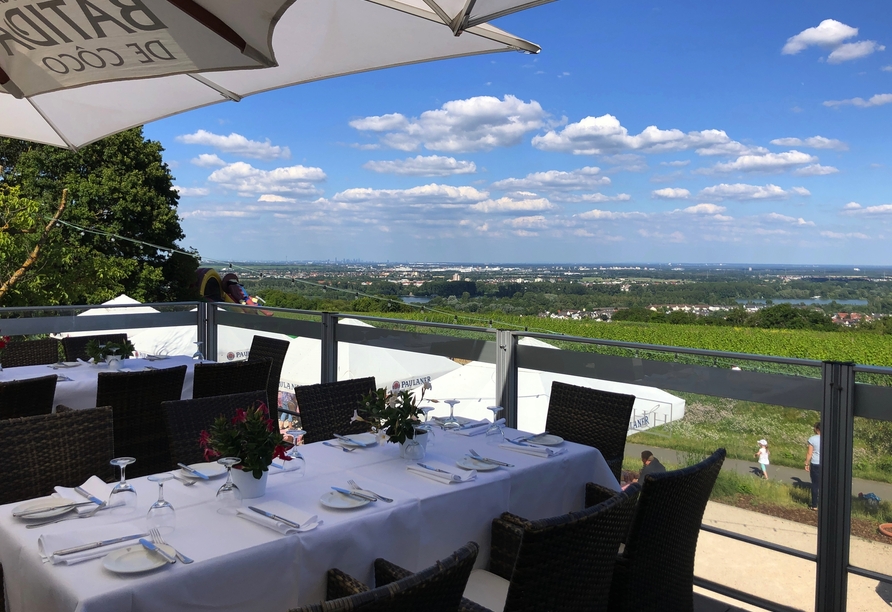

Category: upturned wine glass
[192, 341, 205, 360]
[442, 399, 461, 429]
[108, 457, 138, 515]
[419, 404, 436, 447]
[485, 406, 505, 446]
[215, 457, 242, 515]
[146, 473, 176, 534]
[283, 428, 306, 477]
[402, 438, 425, 462]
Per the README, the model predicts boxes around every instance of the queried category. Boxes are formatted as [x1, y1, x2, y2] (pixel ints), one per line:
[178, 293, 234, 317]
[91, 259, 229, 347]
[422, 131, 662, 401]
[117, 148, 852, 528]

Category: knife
[331, 486, 377, 502]
[177, 463, 210, 480]
[416, 463, 461, 481]
[14, 501, 93, 517]
[139, 538, 176, 563]
[506, 437, 535, 447]
[248, 506, 307, 528]
[516, 431, 550, 442]
[53, 533, 147, 556]
[74, 486, 106, 506]
[457, 420, 490, 430]
[466, 454, 514, 468]
[332, 434, 366, 446]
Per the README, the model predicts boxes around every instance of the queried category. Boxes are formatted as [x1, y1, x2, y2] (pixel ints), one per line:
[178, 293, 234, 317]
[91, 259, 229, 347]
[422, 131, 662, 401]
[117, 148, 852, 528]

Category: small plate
[319, 491, 371, 509]
[12, 497, 76, 519]
[525, 434, 564, 446]
[178, 462, 227, 479]
[144, 354, 170, 361]
[334, 432, 378, 447]
[456, 457, 499, 471]
[102, 544, 176, 574]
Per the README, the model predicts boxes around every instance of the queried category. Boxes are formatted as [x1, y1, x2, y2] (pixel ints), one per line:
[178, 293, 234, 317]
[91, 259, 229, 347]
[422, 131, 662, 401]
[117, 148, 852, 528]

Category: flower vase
[230, 468, 268, 499]
[399, 429, 428, 458]
[105, 355, 122, 370]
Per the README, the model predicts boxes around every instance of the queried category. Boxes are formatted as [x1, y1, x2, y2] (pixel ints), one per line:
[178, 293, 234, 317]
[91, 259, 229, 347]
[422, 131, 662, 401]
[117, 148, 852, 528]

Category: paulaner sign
[0, 0, 294, 97]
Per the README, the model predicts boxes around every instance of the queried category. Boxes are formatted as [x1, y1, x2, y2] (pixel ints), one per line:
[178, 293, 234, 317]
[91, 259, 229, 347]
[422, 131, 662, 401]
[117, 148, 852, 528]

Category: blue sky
[146, 0, 892, 265]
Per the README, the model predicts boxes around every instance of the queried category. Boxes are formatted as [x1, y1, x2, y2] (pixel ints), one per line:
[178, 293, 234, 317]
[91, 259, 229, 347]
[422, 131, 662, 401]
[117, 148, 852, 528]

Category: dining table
[0, 356, 201, 411]
[0, 424, 619, 612]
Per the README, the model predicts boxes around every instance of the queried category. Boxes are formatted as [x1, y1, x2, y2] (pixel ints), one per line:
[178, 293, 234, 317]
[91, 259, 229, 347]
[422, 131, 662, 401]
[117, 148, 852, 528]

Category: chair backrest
[0, 407, 115, 505]
[545, 381, 636, 482]
[0, 374, 58, 419]
[161, 390, 267, 466]
[294, 377, 375, 444]
[96, 366, 187, 477]
[502, 484, 641, 612]
[61, 334, 128, 362]
[192, 358, 272, 402]
[294, 542, 479, 612]
[611, 448, 727, 612]
[248, 336, 290, 415]
[1, 338, 61, 367]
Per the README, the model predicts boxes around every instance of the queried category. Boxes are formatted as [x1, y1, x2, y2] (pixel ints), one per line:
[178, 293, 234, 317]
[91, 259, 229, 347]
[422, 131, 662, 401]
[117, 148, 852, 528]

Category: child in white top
[755, 439, 770, 480]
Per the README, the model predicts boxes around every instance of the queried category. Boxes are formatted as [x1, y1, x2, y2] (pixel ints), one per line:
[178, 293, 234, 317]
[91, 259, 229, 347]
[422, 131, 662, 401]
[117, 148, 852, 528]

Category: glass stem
[157, 482, 165, 503]
[119, 465, 127, 485]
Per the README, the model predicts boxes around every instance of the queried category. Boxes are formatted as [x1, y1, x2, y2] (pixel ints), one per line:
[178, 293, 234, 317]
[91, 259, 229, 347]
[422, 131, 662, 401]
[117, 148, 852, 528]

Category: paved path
[625, 443, 892, 502]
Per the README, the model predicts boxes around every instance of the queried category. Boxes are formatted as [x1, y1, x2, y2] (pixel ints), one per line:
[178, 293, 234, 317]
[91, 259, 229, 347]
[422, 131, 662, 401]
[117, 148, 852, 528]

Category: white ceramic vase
[230, 467, 268, 499]
[105, 355, 122, 370]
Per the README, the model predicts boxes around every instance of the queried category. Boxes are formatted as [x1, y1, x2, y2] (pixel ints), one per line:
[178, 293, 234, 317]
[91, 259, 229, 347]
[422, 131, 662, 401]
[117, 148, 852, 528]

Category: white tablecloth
[0, 427, 619, 612]
[0, 356, 200, 410]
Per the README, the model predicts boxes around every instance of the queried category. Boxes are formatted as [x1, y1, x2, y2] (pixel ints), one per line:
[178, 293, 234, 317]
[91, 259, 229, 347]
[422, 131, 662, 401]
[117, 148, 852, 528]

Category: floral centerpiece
[85, 338, 135, 362]
[199, 400, 290, 479]
[355, 381, 433, 445]
[0, 332, 8, 370]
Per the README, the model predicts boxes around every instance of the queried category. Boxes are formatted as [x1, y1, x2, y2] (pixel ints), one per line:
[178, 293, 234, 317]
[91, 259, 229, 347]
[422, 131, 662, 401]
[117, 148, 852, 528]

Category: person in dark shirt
[639, 450, 667, 480]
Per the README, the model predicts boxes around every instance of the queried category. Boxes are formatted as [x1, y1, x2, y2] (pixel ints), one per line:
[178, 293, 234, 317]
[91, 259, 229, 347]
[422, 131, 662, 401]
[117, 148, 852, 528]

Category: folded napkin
[54, 476, 117, 514]
[453, 418, 505, 437]
[38, 522, 145, 565]
[498, 442, 568, 458]
[406, 464, 477, 484]
[235, 500, 319, 535]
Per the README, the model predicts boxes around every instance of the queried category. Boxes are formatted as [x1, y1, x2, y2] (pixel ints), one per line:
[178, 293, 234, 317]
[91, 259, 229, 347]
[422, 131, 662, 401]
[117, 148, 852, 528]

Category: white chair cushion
[463, 568, 510, 612]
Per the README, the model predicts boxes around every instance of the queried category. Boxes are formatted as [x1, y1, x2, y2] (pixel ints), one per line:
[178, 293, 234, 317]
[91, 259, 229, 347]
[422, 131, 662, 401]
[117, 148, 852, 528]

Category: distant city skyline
[147, 1, 891, 265]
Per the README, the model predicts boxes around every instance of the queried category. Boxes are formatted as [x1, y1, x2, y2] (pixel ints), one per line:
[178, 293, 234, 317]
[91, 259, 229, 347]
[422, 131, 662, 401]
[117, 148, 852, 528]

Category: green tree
[0, 129, 197, 306]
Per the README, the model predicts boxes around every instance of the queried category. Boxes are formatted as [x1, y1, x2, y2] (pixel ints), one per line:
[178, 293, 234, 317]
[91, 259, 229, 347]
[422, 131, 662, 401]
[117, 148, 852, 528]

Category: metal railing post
[816, 361, 855, 612]
[495, 330, 518, 428]
[204, 302, 217, 361]
[321, 313, 338, 383]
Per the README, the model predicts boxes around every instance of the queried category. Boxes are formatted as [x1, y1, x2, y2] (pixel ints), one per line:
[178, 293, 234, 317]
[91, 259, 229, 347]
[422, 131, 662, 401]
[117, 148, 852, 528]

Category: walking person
[805, 422, 821, 510]
[755, 439, 770, 480]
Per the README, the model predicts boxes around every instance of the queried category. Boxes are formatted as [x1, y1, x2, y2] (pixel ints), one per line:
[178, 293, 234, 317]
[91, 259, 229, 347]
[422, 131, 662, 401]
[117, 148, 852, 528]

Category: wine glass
[485, 406, 505, 446]
[419, 404, 436, 447]
[192, 341, 205, 360]
[442, 399, 461, 429]
[108, 457, 138, 515]
[215, 457, 242, 515]
[284, 428, 306, 477]
[146, 473, 176, 534]
[402, 438, 425, 462]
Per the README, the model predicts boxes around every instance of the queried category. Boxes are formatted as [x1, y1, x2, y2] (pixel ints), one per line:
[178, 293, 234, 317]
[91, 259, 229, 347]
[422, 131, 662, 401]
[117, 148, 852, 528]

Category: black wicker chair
[192, 358, 272, 403]
[96, 366, 187, 477]
[0, 374, 58, 419]
[585, 448, 727, 612]
[1, 338, 61, 367]
[290, 542, 479, 612]
[545, 381, 636, 483]
[460, 484, 641, 612]
[61, 334, 128, 362]
[161, 390, 267, 466]
[248, 335, 290, 417]
[294, 377, 376, 444]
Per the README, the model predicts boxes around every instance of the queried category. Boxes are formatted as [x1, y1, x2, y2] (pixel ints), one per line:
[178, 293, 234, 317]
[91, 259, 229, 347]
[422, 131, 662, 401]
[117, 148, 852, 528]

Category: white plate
[12, 497, 76, 519]
[178, 462, 227, 479]
[102, 544, 176, 574]
[456, 457, 499, 471]
[319, 491, 371, 509]
[334, 432, 377, 447]
[524, 434, 564, 446]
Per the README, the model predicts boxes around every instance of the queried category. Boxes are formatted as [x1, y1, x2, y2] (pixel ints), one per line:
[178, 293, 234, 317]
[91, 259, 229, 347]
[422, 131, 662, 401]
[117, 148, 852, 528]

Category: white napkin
[38, 522, 145, 565]
[498, 442, 568, 458]
[406, 464, 477, 484]
[54, 476, 119, 514]
[453, 418, 505, 437]
[235, 500, 319, 535]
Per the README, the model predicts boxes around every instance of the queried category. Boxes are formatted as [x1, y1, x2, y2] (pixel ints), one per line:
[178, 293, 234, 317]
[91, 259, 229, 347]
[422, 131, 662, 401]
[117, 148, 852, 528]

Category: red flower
[203, 447, 220, 462]
[266, 419, 276, 432]
[231, 408, 247, 424]
[273, 445, 290, 461]
[0, 336, 8, 350]
[198, 430, 211, 448]
[257, 401, 269, 415]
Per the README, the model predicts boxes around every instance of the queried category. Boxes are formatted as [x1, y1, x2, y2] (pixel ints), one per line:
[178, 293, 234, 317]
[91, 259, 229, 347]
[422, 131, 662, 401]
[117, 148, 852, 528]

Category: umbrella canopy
[0, 0, 546, 149]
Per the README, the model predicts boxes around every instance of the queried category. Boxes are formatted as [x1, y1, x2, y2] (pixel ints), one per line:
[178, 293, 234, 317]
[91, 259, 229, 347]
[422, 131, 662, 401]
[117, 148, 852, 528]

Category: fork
[323, 441, 356, 452]
[26, 502, 108, 529]
[151, 528, 193, 564]
[348, 479, 393, 503]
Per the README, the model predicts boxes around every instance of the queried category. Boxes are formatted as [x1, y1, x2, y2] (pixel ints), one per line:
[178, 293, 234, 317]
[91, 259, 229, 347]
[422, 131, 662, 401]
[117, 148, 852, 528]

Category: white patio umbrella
[0, 0, 548, 149]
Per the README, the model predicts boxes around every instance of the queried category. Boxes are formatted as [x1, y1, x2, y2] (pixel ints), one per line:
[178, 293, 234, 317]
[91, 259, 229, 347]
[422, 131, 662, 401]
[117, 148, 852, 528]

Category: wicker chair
[61, 334, 128, 362]
[545, 381, 636, 483]
[161, 390, 267, 466]
[291, 542, 479, 612]
[459, 484, 641, 612]
[1, 338, 61, 367]
[294, 377, 376, 444]
[192, 358, 272, 403]
[248, 335, 290, 417]
[0, 374, 58, 419]
[585, 448, 727, 612]
[96, 366, 187, 477]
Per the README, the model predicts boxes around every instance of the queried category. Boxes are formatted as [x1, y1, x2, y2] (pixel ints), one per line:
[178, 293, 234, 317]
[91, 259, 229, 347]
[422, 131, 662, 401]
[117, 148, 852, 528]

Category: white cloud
[824, 93, 892, 108]
[638, 229, 686, 242]
[769, 136, 847, 150]
[794, 164, 839, 176]
[551, 193, 631, 203]
[505, 215, 548, 229]
[790, 187, 812, 196]
[764, 212, 815, 226]
[682, 204, 727, 214]
[842, 203, 892, 215]
[470, 196, 555, 213]
[208, 162, 326, 196]
[652, 187, 691, 199]
[176, 130, 290, 160]
[577, 209, 648, 220]
[883, 65, 892, 72]
[363, 155, 476, 176]
[821, 231, 871, 239]
[190, 153, 227, 167]
[710, 151, 817, 173]
[828, 41, 885, 64]
[332, 184, 488, 206]
[350, 95, 546, 153]
[661, 160, 691, 167]
[782, 19, 858, 55]
[258, 194, 297, 203]
[599, 153, 648, 172]
[491, 167, 609, 191]
[699, 183, 799, 200]
[173, 186, 209, 197]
